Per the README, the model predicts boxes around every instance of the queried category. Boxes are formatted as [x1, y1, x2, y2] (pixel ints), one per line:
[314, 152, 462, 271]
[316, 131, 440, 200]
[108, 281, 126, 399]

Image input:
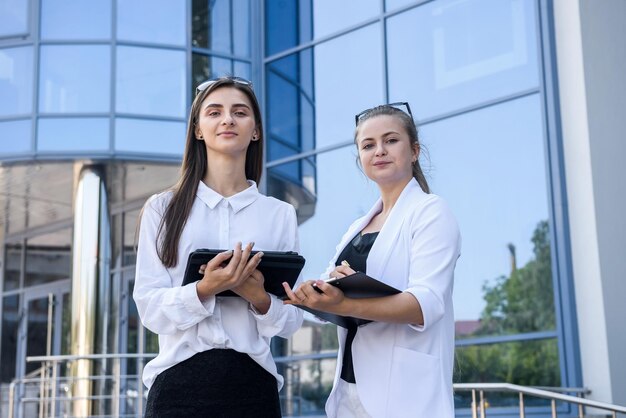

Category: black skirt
[145, 349, 281, 418]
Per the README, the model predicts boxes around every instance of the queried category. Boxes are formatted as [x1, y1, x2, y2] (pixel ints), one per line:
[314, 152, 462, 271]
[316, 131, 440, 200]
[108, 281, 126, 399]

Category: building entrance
[12, 281, 70, 418]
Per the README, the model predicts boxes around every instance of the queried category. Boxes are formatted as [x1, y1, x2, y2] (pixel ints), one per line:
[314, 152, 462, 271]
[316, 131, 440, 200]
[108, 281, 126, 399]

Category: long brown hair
[354, 105, 430, 194]
[156, 78, 264, 268]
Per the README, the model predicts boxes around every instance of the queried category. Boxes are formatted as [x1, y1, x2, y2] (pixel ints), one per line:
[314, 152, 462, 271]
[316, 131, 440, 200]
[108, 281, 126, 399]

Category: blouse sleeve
[404, 196, 461, 332]
[252, 205, 304, 338]
[133, 197, 217, 335]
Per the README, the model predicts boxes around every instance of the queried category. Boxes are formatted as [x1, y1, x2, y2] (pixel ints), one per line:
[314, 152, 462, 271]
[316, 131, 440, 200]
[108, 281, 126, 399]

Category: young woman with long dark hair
[134, 77, 303, 418]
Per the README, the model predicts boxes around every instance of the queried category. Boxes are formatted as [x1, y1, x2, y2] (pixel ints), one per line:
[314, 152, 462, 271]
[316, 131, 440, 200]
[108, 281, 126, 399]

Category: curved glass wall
[265, 0, 570, 415]
[0, 0, 580, 416]
[0, 0, 188, 161]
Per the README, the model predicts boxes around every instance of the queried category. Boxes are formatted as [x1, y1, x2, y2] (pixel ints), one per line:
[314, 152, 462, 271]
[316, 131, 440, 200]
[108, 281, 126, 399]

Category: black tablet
[182, 249, 305, 298]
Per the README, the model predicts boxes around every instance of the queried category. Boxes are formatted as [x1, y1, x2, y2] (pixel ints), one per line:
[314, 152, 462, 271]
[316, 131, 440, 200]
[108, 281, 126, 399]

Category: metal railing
[454, 383, 626, 417]
[5, 354, 626, 418]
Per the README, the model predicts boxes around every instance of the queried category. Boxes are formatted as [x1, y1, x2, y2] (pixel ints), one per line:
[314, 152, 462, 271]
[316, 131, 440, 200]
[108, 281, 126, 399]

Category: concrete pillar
[553, 0, 626, 406]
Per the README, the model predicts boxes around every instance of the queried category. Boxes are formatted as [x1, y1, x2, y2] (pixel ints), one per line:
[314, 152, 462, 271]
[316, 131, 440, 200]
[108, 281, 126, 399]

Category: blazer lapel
[366, 179, 422, 281]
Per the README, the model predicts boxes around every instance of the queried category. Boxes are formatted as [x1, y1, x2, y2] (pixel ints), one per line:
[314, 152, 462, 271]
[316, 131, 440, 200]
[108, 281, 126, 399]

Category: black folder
[182, 249, 305, 298]
[294, 272, 401, 328]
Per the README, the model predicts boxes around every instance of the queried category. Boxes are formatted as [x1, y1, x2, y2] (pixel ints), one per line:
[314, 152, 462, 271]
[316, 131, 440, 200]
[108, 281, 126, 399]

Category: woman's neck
[203, 154, 250, 197]
[377, 177, 412, 217]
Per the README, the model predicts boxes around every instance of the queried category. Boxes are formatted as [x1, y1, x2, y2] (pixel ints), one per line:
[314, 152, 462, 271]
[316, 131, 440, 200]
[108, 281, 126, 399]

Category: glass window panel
[39, 45, 110, 113]
[115, 118, 185, 155]
[313, 25, 384, 148]
[417, 94, 552, 337]
[265, 0, 313, 56]
[0, 119, 31, 155]
[41, 0, 111, 39]
[111, 213, 123, 268]
[277, 357, 337, 416]
[3, 243, 22, 291]
[192, 0, 231, 53]
[192, 53, 232, 100]
[117, 0, 185, 46]
[126, 279, 138, 375]
[0, 47, 33, 116]
[38, 118, 109, 151]
[25, 297, 50, 374]
[116, 46, 186, 117]
[25, 228, 72, 287]
[285, 146, 380, 280]
[1, 295, 19, 383]
[232, 0, 251, 57]
[313, 0, 380, 39]
[385, 0, 416, 12]
[454, 339, 561, 408]
[0, 0, 28, 37]
[233, 60, 251, 81]
[61, 293, 71, 355]
[123, 209, 140, 266]
[266, 49, 315, 167]
[387, 0, 539, 120]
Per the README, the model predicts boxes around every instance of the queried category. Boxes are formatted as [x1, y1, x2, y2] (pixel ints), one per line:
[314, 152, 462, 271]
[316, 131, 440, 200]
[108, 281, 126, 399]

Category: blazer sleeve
[404, 196, 461, 332]
[253, 205, 304, 338]
[133, 196, 217, 335]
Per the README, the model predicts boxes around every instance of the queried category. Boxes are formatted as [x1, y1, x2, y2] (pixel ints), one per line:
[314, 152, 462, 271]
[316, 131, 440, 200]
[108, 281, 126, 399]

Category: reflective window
[117, 0, 185, 46]
[116, 46, 186, 118]
[192, 0, 231, 53]
[1, 295, 19, 383]
[0, 0, 28, 37]
[0, 119, 31, 155]
[24, 228, 72, 287]
[232, 0, 251, 57]
[266, 48, 315, 163]
[313, 0, 380, 39]
[385, 0, 416, 12]
[313, 25, 384, 148]
[38, 118, 109, 151]
[278, 356, 337, 415]
[115, 118, 185, 155]
[126, 278, 139, 376]
[41, 0, 111, 39]
[39, 45, 110, 113]
[265, 0, 312, 56]
[419, 94, 551, 337]
[123, 209, 140, 266]
[288, 146, 380, 280]
[3, 243, 22, 291]
[387, 0, 539, 120]
[233, 61, 251, 81]
[0, 47, 33, 116]
[192, 53, 233, 98]
[455, 339, 560, 407]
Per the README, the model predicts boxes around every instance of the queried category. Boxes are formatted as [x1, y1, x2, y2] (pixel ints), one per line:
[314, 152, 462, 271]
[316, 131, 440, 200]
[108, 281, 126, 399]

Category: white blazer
[324, 179, 461, 418]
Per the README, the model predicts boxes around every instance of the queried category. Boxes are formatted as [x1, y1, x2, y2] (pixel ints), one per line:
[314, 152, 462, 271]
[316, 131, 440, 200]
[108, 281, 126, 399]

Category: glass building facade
[2, 0, 625, 417]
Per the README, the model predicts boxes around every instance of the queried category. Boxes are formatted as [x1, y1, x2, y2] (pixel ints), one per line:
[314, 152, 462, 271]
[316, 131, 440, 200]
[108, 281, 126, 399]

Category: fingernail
[249, 241, 255, 247]
[257, 251, 264, 258]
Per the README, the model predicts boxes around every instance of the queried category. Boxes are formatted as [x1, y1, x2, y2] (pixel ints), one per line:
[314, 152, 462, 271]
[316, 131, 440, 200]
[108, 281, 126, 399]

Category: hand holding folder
[287, 272, 401, 328]
[183, 249, 305, 298]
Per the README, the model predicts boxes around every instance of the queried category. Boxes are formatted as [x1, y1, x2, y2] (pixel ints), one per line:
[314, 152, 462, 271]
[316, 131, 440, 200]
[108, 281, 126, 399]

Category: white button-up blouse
[133, 180, 303, 390]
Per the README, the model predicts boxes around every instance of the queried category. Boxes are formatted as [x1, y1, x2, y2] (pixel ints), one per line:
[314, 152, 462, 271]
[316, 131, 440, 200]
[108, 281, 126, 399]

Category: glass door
[15, 282, 70, 418]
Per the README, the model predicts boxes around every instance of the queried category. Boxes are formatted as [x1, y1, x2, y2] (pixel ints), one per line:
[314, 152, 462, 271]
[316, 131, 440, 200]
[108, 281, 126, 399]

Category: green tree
[478, 220, 555, 336]
[455, 221, 560, 392]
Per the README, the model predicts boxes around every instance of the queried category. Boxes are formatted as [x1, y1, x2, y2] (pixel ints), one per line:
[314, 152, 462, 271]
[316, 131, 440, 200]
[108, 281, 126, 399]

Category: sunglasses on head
[195, 76, 253, 96]
[355, 102, 413, 125]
